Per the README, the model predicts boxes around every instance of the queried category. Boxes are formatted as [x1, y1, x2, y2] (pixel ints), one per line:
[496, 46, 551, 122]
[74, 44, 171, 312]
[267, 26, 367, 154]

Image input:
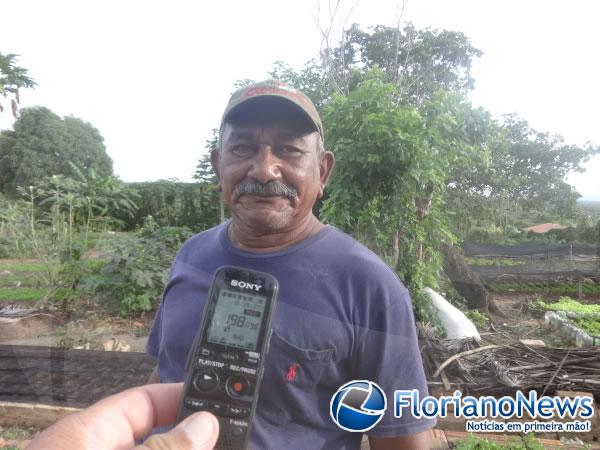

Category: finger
[28, 383, 185, 449]
[134, 411, 219, 450]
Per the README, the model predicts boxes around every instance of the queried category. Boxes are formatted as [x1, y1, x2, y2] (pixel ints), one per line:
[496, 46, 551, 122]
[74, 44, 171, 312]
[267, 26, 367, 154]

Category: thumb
[135, 412, 219, 450]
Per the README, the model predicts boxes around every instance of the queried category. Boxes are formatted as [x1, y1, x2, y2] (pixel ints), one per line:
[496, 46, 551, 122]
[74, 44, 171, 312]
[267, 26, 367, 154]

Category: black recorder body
[177, 266, 278, 450]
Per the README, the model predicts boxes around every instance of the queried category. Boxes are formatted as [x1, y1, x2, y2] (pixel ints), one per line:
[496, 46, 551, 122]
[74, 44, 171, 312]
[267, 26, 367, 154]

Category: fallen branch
[433, 345, 502, 378]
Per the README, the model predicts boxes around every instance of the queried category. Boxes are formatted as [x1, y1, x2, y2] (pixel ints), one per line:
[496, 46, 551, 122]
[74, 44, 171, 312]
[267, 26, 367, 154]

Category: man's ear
[210, 148, 221, 183]
[318, 150, 335, 198]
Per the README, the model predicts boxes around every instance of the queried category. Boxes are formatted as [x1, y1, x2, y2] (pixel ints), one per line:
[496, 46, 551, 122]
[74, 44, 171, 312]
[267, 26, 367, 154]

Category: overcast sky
[1, 0, 599, 200]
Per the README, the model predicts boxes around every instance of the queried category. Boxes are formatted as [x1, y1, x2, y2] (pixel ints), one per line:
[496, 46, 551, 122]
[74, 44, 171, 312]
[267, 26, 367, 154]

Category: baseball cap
[220, 80, 323, 139]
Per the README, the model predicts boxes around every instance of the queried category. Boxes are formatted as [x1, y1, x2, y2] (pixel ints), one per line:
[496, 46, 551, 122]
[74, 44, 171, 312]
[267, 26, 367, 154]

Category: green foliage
[537, 297, 600, 314]
[573, 317, 600, 336]
[0, 260, 46, 272]
[89, 226, 193, 315]
[0, 52, 36, 116]
[50, 258, 105, 312]
[122, 180, 219, 231]
[0, 167, 138, 305]
[446, 115, 599, 240]
[332, 23, 482, 106]
[412, 290, 445, 334]
[194, 129, 218, 183]
[268, 60, 333, 110]
[321, 69, 485, 328]
[465, 257, 525, 267]
[0, 286, 45, 301]
[0, 107, 113, 197]
[574, 216, 600, 244]
[465, 309, 488, 328]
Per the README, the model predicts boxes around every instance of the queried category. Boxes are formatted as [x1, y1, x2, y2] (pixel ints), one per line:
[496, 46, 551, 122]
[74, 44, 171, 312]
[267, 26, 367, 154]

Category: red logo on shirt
[285, 363, 300, 382]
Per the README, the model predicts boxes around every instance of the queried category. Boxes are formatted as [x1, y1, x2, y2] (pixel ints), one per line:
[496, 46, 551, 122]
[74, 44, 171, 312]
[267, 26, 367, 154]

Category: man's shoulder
[176, 222, 226, 259]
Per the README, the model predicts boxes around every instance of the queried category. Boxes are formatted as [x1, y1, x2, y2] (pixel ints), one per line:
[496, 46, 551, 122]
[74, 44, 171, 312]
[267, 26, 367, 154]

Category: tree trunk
[392, 229, 400, 269]
[441, 242, 504, 316]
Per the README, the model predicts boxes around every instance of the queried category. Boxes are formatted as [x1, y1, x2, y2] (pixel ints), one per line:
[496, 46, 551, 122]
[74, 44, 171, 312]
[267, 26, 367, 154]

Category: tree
[0, 107, 113, 197]
[268, 60, 334, 110]
[329, 23, 482, 107]
[0, 52, 36, 117]
[194, 129, 218, 184]
[321, 69, 493, 320]
[193, 128, 224, 223]
[446, 115, 599, 238]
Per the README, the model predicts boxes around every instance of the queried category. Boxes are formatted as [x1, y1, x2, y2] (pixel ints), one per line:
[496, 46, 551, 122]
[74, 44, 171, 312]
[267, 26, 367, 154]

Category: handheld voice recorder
[176, 266, 278, 450]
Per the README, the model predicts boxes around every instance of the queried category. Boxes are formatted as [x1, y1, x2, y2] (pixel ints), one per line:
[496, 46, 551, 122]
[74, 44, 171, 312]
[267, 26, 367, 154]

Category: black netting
[0, 345, 155, 407]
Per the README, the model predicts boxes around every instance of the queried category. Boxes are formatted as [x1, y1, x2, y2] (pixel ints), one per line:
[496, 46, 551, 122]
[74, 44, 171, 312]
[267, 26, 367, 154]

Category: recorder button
[229, 406, 250, 418]
[194, 370, 219, 391]
[226, 375, 250, 397]
[209, 402, 228, 415]
[232, 426, 245, 437]
[185, 398, 208, 411]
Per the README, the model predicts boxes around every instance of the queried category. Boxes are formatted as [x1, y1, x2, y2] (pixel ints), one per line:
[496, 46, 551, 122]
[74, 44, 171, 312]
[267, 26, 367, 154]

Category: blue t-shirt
[147, 221, 435, 449]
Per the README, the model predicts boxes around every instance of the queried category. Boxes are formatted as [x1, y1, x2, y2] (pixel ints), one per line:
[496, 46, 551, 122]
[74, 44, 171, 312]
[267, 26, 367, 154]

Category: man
[147, 80, 435, 449]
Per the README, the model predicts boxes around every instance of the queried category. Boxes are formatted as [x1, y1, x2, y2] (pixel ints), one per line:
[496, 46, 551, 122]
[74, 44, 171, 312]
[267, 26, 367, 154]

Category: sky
[1, 0, 599, 200]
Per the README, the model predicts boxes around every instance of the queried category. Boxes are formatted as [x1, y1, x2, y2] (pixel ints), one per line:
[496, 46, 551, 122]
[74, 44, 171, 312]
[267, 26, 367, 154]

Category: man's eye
[231, 144, 253, 155]
[277, 146, 301, 155]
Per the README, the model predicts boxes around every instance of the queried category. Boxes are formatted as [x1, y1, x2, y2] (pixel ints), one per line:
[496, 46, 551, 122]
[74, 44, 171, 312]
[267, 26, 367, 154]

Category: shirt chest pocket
[257, 330, 334, 427]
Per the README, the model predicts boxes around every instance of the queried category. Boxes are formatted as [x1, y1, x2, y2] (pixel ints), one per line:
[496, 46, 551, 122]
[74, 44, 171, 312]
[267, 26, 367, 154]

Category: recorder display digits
[176, 266, 278, 450]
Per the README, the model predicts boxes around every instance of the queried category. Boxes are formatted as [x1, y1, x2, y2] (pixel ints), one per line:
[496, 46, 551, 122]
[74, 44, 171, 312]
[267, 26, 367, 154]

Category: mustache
[233, 180, 298, 200]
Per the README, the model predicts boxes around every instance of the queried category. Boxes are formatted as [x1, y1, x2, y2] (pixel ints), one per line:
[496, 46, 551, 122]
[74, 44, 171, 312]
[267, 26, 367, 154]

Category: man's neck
[227, 215, 324, 253]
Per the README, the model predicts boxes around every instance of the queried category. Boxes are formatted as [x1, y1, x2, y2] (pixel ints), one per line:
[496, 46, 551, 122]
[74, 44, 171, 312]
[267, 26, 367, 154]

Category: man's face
[212, 115, 334, 234]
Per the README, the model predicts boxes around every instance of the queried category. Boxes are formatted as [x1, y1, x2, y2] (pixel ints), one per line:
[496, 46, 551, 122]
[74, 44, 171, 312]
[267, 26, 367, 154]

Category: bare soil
[481, 292, 573, 347]
[0, 311, 153, 353]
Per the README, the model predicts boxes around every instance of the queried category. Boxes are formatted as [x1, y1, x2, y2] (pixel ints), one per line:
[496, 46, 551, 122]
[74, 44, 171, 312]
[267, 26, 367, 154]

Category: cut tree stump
[441, 242, 504, 315]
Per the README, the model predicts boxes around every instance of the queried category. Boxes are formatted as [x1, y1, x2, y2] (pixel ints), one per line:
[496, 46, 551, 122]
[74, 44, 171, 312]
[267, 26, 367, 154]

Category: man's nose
[247, 146, 281, 183]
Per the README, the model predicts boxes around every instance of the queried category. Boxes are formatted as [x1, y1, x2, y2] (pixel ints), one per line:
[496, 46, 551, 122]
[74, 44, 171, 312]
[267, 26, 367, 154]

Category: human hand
[27, 383, 219, 450]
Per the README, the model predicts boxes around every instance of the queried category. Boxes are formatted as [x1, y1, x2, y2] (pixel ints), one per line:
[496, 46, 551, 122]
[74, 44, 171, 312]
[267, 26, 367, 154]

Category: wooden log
[441, 243, 504, 315]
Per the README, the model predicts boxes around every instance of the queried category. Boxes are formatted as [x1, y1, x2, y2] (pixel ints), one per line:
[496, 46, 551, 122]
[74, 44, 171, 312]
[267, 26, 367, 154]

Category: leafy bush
[573, 317, 600, 336]
[537, 296, 600, 314]
[465, 309, 488, 328]
[88, 226, 193, 316]
[119, 181, 220, 231]
[412, 290, 445, 337]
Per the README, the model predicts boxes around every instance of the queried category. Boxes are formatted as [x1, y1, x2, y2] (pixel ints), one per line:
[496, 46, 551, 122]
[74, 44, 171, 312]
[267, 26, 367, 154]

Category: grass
[466, 257, 526, 267]
[0, 424, 39, 449]
[573, 316, 600, 336]
[488, 281, 600, 295]
[0, 273, 40, 286]
[537, 297, 600, 314]
[0, 287, 46, 301]
[0, 260, 47, 273]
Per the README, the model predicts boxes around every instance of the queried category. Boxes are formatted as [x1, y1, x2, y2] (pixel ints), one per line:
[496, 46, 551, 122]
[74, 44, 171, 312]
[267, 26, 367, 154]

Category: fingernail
[182, 412, 217, 443]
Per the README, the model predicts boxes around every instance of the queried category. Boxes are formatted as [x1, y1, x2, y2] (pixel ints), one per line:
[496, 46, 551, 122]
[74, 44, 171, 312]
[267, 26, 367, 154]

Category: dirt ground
[0, 309, 153, 353]
[1, 291, 594, 353]
[482, 292, 599, 347]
